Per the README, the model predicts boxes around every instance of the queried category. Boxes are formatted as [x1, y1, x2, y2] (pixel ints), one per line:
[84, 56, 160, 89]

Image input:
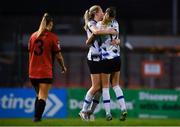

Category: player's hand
[108, 28, 118, 35]
[61, 66, 67, 73]
[111, 39, 120, 45]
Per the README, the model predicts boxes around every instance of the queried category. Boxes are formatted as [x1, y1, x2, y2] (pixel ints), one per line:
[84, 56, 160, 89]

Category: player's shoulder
[88, 20, 97, 27]
[97, 21, 102, 25]
[29, 31, 38, 40]
[111, 20, 119, 28]
[96, 21, 102, 27]
[89, 20, 97, 24]
[112, 19, 118, 25]
[47, 31, 58, 39]
[30, 31, 37, 37]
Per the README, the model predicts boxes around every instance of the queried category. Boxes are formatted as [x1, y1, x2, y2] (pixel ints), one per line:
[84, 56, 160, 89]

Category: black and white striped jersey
[86, 20, 101, 61]
[96, 20, 120, 60]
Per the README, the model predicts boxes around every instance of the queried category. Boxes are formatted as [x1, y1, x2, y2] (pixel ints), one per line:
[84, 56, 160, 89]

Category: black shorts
[87, 60, 102, 74]
[101, 57, 121, 74]
[30, 78, 53, 86]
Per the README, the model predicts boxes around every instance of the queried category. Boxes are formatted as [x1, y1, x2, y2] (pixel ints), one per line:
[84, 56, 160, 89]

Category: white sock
[102, 88, 111, 115]
[113, 85, 126, 111]
[82, 90, 93, 112]
[89, 91, 101, 113]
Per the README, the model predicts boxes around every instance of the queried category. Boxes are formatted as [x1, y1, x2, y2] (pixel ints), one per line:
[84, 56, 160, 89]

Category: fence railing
[0, 46, 180, 89]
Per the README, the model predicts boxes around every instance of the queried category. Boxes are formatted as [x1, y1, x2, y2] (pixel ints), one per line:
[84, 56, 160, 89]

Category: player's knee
[92, 85, 101, 92]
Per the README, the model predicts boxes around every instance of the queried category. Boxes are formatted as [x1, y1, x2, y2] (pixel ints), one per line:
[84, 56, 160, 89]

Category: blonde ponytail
[37, 13, 51, 38]
[83, 10, 90, 30]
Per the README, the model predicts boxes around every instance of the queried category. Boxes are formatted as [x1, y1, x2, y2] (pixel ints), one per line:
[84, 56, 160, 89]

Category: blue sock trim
[93, 99, 99, 104]
[103, 100, 110, 103]
[117, 96, 124, 100]
[84, 100, 91, 104]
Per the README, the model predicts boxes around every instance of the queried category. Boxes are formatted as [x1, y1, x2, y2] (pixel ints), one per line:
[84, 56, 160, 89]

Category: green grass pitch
[0, 118, 180, 126]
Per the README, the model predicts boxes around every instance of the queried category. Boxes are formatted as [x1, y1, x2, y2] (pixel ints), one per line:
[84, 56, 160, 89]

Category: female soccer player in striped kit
[97, 7, 127, 121]
[86, 7, 127, 121]
[79, 5, 118, 120]
[28, 13, 67, 122]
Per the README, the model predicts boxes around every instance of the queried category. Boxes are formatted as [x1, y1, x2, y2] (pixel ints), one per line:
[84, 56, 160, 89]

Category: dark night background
[0, 0, 176, 19]
[0, 0, 180, 89]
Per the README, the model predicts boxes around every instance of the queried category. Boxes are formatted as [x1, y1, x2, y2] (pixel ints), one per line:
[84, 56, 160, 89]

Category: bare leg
[79, 74, 101, 120]
[34, 83, 51, 122]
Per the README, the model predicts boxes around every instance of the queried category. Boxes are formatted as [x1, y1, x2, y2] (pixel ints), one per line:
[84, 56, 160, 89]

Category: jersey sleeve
[113, 20, 119, 33]
[28, 34, 33, 52]
[28, 38, 31, 52]
[87, 21, 96, 31]
[112, 20, 120, 39]
[52, 35, 61, 53]
[96, 21, 102, 29]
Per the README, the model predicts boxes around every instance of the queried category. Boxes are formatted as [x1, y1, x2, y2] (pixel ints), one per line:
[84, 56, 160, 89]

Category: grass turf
[0, 118, 180, 126]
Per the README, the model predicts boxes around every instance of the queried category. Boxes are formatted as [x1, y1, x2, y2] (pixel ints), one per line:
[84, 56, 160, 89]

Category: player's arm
[90, 25, 118, 35]
[52, 37, 67, 73]
[111, 31, 120, 45]
[111, 21, 120, 45]
[86, 34, 96, 46]
[28, 37, 32, 61]
[55, 52, 67, 73]
[111, 39, 120, 45]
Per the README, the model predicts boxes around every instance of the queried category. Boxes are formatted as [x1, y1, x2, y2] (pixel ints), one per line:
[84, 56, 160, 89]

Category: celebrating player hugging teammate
[79, 6, 127, 121]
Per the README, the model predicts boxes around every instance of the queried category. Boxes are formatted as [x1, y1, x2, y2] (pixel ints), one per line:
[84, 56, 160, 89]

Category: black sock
[34, 97, 38, 119]
[34, 99, 46, 119]
[35, 97, 38, 108]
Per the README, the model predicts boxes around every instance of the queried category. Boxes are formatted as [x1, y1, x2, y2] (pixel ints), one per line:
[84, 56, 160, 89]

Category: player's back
[28, 30, 59, 78]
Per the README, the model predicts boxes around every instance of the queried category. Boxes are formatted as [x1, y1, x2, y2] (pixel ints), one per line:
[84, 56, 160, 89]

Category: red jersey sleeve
[28, 35, 32, 52]
[52, 34, 61, 53]
[28, 32, 36, 52]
